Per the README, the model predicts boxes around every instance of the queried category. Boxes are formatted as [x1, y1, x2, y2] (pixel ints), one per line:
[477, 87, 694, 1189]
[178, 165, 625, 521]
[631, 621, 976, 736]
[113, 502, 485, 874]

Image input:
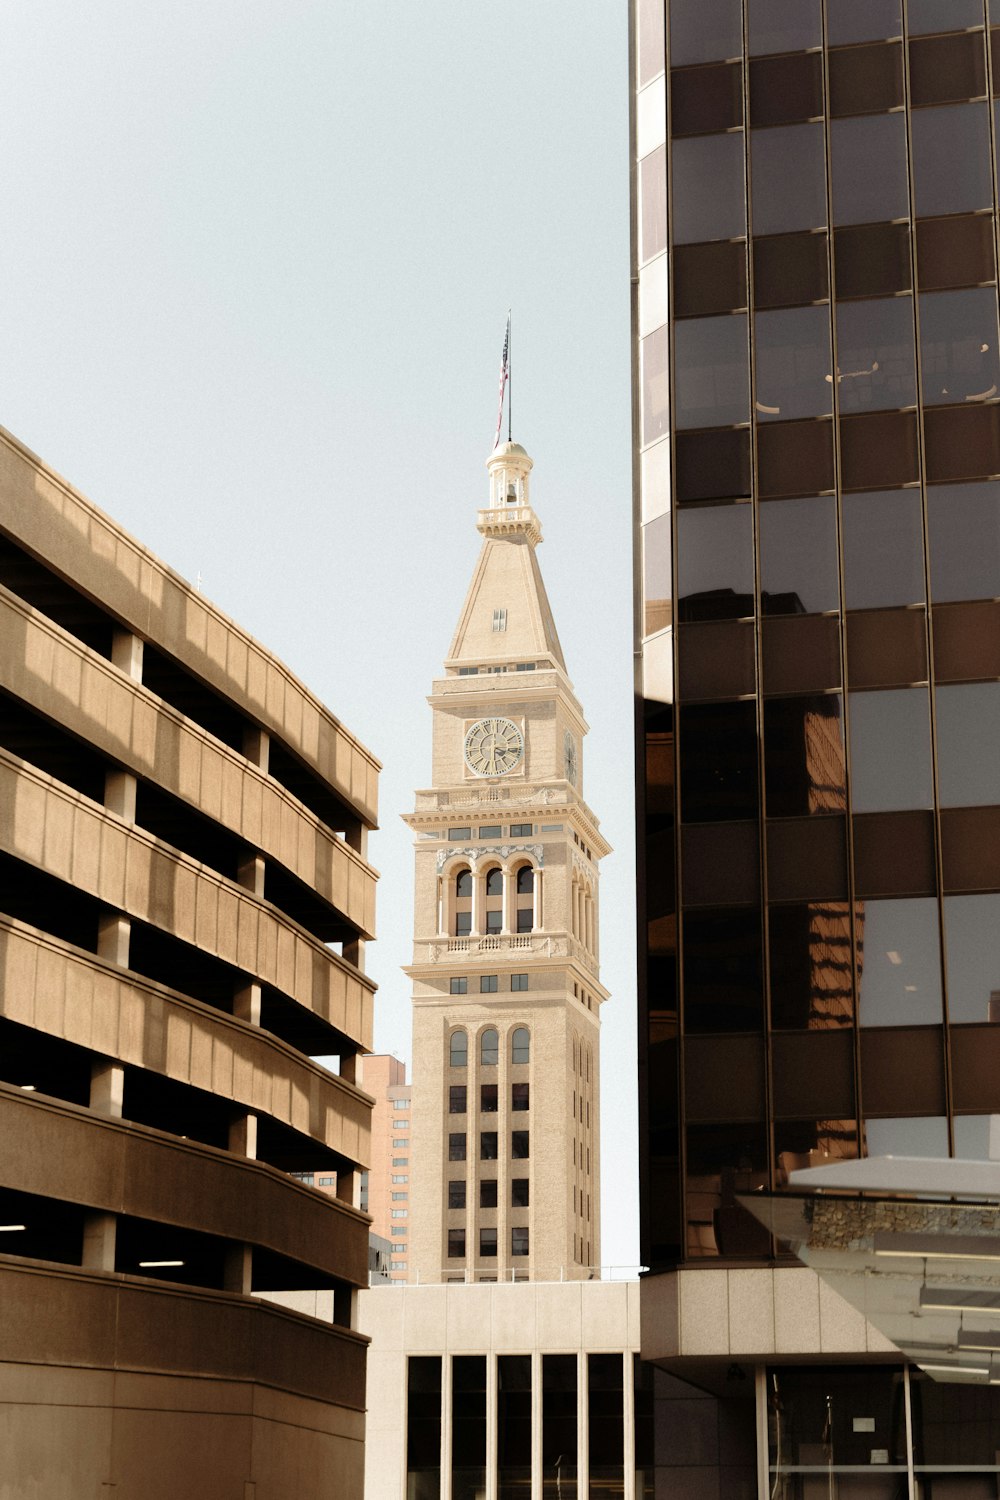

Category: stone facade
[406, 443, 610, 1285]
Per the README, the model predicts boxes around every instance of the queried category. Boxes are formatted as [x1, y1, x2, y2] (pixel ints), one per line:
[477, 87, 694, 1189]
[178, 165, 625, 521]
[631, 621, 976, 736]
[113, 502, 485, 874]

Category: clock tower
[405, 441, 610, 1285]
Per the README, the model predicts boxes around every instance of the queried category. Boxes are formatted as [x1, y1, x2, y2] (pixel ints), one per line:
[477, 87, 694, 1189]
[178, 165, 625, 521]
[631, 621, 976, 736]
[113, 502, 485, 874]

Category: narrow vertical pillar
[242, 726, 269, 772]
[224, 1244, 253, 1295]
[336, 1168, 357, 1206]
[755, 1365, 769, 1500]
[228, 1112, 257, 1159]
[534, 870, 543, 930]
[90, 1061, 125, 1118]
[333, 1282, 357, 1329]
[343, 934, 366, 971]
[472, 868, 484, 937]
[233, 981, 262, 1027]
[237, 852, 265, 898]
[111, 630, 143, 683]
[97, 914, 131, 967]
[340, 1050, 359, 1085]
[531, 1349, 543, 1500]
[622, 1351, 636, 1500]
[104, 769, 137, 823]
[82, 1211, 117, 1271]
[345, 819, 368, 860]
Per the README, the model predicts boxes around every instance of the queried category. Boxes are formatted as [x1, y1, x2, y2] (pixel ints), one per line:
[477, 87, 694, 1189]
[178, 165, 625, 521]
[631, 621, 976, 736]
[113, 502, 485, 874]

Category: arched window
[485, 867, 504, 896]
[511, 1027, 530, 1065]
[481, 1028, 499, 1067]
[456, 869, 473, 899]
[450, 1030, 468, 1068]
[516, 866, 534, 894]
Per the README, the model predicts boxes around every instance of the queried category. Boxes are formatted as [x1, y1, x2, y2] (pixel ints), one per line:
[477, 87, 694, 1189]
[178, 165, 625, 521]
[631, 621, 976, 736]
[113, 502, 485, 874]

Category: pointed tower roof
[446, 442, 567, 671]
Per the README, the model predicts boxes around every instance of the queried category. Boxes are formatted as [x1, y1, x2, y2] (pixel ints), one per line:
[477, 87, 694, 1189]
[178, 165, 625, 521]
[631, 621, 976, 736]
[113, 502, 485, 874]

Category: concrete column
[340, 1050, 359, 1085]
[97, 913, 130, 967]
[242, 726, 269, 772]
[578, 1350, 589, 1499]
[336, 1168, 356, 1206]
[486, 1350, 499, 1500]
[623, 1351, 636, 1500]
[345, 819, 368, 860]
[82, 1211, 116, 1272]
[224, 1243, 253, 1294]
[534, 870, 543, 929]
[472, 870, 484, 937]
[90, 1061, 124, 1118]
[111, 629, 143, 683]
[237, 852, 265, 898]
[501, 868, 513, 936]
[343, 935, 366, 971]
[104, 768, 137, 822]
[228, 1112, 257, 1159]
[233, 980, 261, 1027]
[437, 876, 445, 937]
[333, 1283, 357, 1329]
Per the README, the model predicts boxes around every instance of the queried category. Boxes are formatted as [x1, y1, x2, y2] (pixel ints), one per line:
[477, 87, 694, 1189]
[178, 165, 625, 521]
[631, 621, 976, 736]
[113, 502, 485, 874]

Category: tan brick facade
[406, 443, 610, 1284]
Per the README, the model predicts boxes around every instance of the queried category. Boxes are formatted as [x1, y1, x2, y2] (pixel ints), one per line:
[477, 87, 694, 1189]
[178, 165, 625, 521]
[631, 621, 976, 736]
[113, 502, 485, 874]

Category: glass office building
[632, 0, 1000, 1491]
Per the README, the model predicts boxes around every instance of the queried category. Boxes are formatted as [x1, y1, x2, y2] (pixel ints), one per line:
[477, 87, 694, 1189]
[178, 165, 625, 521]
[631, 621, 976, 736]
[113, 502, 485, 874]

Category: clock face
[464, 717, 524, 777]
[564, 730, 578, 786]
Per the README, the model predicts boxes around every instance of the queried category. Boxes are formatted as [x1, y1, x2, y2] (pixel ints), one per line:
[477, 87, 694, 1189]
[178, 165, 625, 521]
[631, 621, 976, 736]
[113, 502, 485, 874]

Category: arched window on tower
[511, 1027, 530, 1065]
[481, 1029, 499, 1067]
[454, 867, 472, 936]
[515, 865, 534, 934]
[450, 1030, 468, 1068]
[484, 866, 503, 934]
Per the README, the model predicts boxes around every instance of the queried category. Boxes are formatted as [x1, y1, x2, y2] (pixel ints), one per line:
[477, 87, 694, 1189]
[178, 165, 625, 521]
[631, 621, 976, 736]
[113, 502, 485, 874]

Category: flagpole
[508, 310, 512, 442]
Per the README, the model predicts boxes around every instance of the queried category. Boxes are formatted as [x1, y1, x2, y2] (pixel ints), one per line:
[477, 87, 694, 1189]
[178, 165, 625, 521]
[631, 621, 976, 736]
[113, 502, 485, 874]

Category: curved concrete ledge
[0, 589, 377, 935]
[0, 752, 375, 1047]
[0, 426, 379, 826]
[0, 1087, 370, 1284]
[0, 917, 371, 1163]
[0, 1256, 368, 1408]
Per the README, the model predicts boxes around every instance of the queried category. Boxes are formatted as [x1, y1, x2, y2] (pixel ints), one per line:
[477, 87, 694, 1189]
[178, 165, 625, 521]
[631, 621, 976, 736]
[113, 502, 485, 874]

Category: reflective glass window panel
[674, 239, 747, 318]
[769, 901, 855, 1029]
[407, 1357, 442, 1500]
[671, 62, 742, 136]
[448, 1180, 465, 1209]
[829, 41, 903, 117]
[856, 897, 943, 1026]
[831, 113, 908, 225]
[588, 1355, 625, 1493]
[511, 1177, 529, 1208]
[864, 1116, 948, 1155]
[910, 31, 987, 108]
[759, 495, 839, 616]
[748, 0, 821, 56]
[480, 1178, 497, 1208]
[927, 482, 1000, 601]
[542, 1355, 578, 1499]
[679, 700, 759, 821]
[908, 0, 983, 34]
[480, 1083, 498, 1113]
[511, 1027, 530, 1064]
[641, 324, 669, 446]
[834, 296, 916, 415]
[448, 1133, 466, 1161]
[671, 133, 746, 244]
[480, 1132, 498, 1160]
[675, 426, 751, 502]
[834, 222, 911, 299]
[449, 1085, 467, 1114]
[452, 1356, 487, 1500]
[841, 490, 925, 609]
[839, 409, 919, 492]
[749, 53, 823, 128]
[768, 1366, 905, 1468]
[682, 906, 764, 1031]
[669, 0, 742, 66]
[478, 1228, 496, 1259]
[643, 513, 671, 637]
[673, 314, 750, 430]
[953, 1114, 1000, 1160]
[754, 306, 832, 422]
[639, 146, 667, 266]
[775, 1114, 859, 1175]
[497, 1356, 532, 1500]
[923, 402, 1000, 484]
[909, 1371, 1000, 1468]
[676, 502, 754, 622]
[751, 124, 827, 237]
[764, 694, 847, 817]
[756, 416, 836, 498]
[911, 103, 993, 217]
[943, 894, 1000, 1024]
[636, 0, 665, 87]
[935, 682, 1000, 805]
[686, 1123, 770, 1256]
[448, 1228, 465, 1257]
[848, 688, 934, 812]
[450, 1030, 468, 1067]
[919, 287, 1000, 406]
[753, 231, 828, 310]
[916, 213, 995, 291]
[481, 1029, 498, 1067]
[827, 0, 901, 45]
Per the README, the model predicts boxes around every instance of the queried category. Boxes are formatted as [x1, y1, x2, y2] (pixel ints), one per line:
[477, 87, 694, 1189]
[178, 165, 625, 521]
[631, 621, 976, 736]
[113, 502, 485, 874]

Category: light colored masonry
[406, 441, 610, 1285]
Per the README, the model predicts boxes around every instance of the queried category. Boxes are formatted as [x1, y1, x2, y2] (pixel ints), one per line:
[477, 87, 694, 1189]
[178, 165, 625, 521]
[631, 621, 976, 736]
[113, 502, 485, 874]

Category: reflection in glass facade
[634, 0, 1000, 1277]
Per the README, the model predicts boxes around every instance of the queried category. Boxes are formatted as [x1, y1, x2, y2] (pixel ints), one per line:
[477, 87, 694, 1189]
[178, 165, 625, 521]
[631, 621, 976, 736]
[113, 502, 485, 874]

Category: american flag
[493, 313, 510, 448]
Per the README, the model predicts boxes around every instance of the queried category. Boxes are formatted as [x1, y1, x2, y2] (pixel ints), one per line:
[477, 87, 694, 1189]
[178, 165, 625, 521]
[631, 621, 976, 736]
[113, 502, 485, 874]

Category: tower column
[472, 867, 485, 937]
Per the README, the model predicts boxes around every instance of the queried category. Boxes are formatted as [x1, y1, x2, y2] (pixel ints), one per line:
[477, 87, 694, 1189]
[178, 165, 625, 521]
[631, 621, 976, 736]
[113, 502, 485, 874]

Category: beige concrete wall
[0, 588, 377, 935]
[0, 1272, 366, 1500]
[0, 918, 369, 1163]
[0, 425, 379, 827]
[0, 751, 375, 1049]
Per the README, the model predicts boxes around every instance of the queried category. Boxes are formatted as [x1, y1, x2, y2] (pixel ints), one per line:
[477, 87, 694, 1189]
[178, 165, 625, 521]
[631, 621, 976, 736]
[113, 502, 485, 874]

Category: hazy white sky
[0, 2, 638, 1266]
